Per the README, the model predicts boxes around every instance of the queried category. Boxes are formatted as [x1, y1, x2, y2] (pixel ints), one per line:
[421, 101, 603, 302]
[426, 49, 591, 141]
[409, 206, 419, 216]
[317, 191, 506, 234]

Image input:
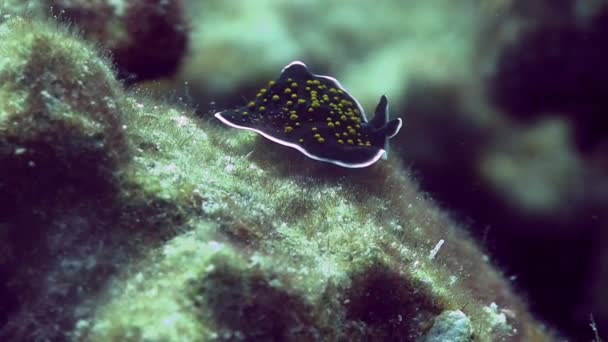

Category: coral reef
[0, 15, 555, 341]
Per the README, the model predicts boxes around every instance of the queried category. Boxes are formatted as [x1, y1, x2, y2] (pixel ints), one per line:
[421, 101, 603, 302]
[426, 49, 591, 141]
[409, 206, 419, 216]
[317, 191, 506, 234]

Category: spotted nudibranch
[214, 61, 402, 168]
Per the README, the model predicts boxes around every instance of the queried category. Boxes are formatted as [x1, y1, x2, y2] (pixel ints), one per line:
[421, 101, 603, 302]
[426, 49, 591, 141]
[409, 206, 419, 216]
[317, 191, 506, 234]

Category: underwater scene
[1, 0, 607, 341]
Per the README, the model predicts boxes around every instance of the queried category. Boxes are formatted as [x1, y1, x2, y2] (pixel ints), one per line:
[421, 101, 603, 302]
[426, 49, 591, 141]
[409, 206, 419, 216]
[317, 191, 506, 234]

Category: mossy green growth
[0, 16, 128, 207]
[88, 93, 555, 340]
[0, 15, 556, 342]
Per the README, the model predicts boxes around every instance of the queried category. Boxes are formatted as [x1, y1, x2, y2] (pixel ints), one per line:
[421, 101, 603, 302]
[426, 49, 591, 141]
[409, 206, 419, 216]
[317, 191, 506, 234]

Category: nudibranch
[214, 61, 402, 168]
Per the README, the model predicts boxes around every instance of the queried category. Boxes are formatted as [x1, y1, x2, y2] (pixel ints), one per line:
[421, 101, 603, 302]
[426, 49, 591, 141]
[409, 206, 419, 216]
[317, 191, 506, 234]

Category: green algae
[0, 15, 556, 342]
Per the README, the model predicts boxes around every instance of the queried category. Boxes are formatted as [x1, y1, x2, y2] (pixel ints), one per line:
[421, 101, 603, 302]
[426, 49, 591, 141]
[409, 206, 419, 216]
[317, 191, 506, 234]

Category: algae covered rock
[424, 310, 472, 342]
[0, 16, 128, 209]
[0, 14, 556, 342]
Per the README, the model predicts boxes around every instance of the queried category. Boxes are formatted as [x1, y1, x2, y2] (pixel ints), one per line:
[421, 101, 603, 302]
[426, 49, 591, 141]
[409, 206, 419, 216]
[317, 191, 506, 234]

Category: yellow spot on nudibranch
[248, 101, 255, 108]
[306, 80, 313, 85]
[268, 81, 275, 87]
[291, 93, 298, 99]
[242, 111, 248, 115]
[289, 113, 299, 120]
[284, 126, 293, 133]
[291, 82, 298, 88]
[340, 115, 347, 121]
[259, 106, 266, 111]
[272, 95, 280, 101]
[299, 138, 304, 143]
[312, 79, 320, 85]
[327, 122, 335, 128]
[317, 137, 325, 143]
[286, 100, 293, 106]
[312, 127, 318, 131]
[347, 139, 354, 145]
[313, 133, 320, 138]
[284, 88, 292, 94]
[311, 101, 320, 108]
[298, 99, 306, 105]
[338, 139, 344, 144]
[348, 128, 356, 135]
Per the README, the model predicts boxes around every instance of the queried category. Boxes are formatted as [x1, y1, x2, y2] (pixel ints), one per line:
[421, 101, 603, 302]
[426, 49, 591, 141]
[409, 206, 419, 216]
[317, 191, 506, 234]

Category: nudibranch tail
[214, 61, 403, 168]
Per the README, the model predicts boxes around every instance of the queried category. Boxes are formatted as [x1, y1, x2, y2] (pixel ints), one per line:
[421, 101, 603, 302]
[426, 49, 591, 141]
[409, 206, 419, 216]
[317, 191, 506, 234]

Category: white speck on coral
[429, 239, 445, 260]
[75, 319, 90, 330]
[164, 163, 178, 173]
[483, 302, 514, 334]
[208, 241, 224, 252]
[269, 279, 282, 288]
[135, 272, 144, 283]
[224, 163, 235, 173]
[162, 313, 179, 327]
[174, 115, 189, 127]
[107, 0, 126, 16]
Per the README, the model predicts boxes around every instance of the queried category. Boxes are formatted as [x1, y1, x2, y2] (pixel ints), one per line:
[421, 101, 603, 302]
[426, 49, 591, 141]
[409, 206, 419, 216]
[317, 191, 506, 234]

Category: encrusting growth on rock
[0, 14, 557, 342]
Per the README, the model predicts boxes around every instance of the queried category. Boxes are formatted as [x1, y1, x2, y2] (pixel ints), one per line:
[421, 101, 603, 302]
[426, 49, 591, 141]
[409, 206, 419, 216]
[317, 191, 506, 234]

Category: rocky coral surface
[0, 15, 555, 341]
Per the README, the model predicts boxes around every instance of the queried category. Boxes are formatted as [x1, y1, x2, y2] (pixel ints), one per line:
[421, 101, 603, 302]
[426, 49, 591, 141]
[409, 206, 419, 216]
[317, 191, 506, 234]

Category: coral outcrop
[0, 14, 555, 342]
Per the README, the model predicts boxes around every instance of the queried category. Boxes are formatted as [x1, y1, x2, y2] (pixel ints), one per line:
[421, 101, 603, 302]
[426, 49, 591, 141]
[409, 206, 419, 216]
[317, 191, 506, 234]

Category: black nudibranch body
[214, 61, 402, 168]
